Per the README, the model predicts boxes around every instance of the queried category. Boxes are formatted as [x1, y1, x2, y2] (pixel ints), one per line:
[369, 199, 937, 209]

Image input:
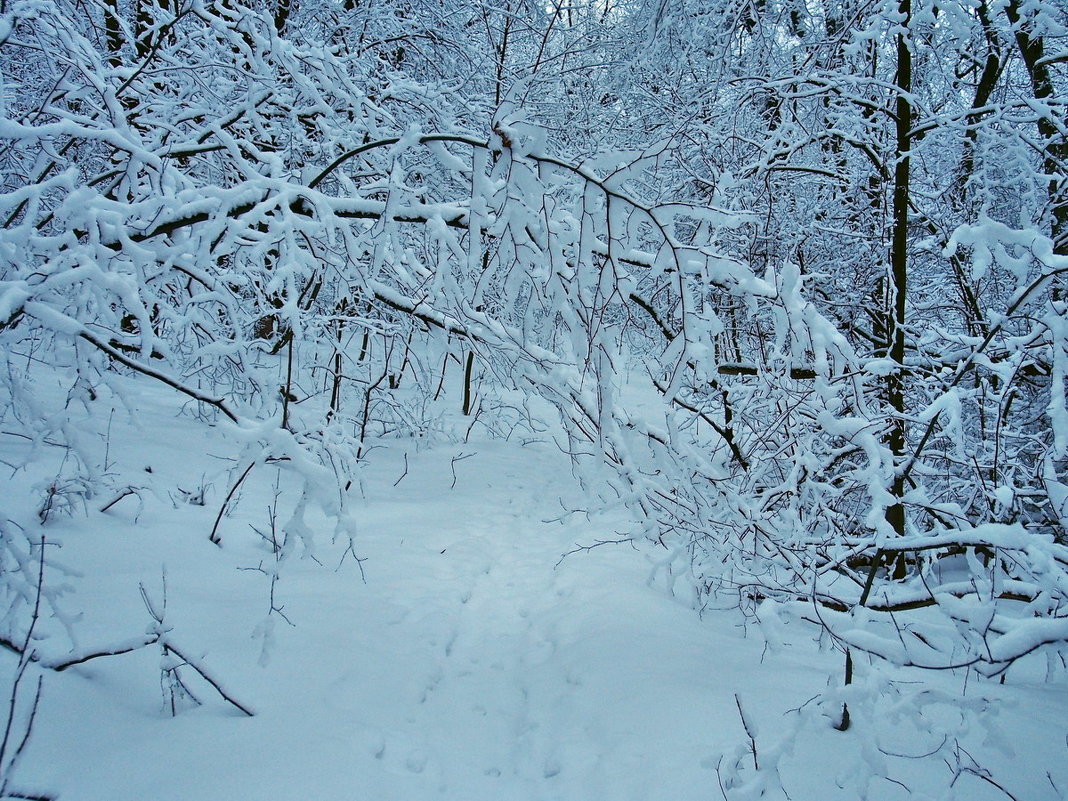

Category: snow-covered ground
[2, 379, 1066, 800]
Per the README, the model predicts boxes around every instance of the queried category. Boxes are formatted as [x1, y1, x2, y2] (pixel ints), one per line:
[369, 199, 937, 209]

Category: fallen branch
[41, 634, 254, 716]
[161, 642, 255, 717]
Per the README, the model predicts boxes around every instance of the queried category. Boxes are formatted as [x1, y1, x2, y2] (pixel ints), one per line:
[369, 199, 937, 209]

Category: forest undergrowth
[1, 0, 1066, 796]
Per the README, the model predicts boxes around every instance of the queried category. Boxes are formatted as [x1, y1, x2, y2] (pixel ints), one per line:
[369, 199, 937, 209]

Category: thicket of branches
[0, 0, 1066, 792]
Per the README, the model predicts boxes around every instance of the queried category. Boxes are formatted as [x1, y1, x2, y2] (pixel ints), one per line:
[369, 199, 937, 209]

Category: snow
[2, 379, 1066, 801]
[2, 4, 1067, 793]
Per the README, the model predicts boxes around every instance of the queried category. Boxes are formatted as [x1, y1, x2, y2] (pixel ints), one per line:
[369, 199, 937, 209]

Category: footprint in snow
[405, 749, 429, 774]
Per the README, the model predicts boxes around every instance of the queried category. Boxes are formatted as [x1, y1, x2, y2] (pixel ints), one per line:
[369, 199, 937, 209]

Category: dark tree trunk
[104, 0, 124, 68]
[1005, 0, 1068, 255]
[886, 0, 912, 543]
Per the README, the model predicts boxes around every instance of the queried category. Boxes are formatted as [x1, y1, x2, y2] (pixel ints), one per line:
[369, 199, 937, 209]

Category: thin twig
[555, 537, 634, 568]
[210, 462, 257, 545]
[100, 487, 140, 514]
[48, 634, 161, 672]
[734, 693, 758, 771]
[393, 453, 409, 487]
[450, 451, 475, 489]
[162, 642, 254, 717]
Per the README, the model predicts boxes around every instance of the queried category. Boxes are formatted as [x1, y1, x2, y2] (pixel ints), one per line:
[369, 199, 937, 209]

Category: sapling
[243, 476, 296, 667]
[0, 535, 51, 801]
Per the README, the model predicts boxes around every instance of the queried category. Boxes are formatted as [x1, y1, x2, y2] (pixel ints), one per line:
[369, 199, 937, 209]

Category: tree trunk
[1005, 0, 1068, 255]
[886, 0, 912, 544]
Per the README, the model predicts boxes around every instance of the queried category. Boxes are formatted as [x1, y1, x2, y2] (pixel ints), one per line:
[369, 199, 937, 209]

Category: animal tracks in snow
[343, 444, 614, 790]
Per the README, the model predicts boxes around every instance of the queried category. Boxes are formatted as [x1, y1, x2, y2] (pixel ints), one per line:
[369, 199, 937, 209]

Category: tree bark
[885, 0, 912, 544]
[1005, 0, 1068, 255]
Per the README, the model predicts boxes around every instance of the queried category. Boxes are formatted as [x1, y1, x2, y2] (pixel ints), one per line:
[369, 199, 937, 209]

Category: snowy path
[25, 436, 804, 800]
[18, 429, 1066, 800]
[307, 441, 766, 800]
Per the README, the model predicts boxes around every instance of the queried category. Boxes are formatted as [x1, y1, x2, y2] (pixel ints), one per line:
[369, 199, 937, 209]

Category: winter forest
[0, 0, 1066, 796]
